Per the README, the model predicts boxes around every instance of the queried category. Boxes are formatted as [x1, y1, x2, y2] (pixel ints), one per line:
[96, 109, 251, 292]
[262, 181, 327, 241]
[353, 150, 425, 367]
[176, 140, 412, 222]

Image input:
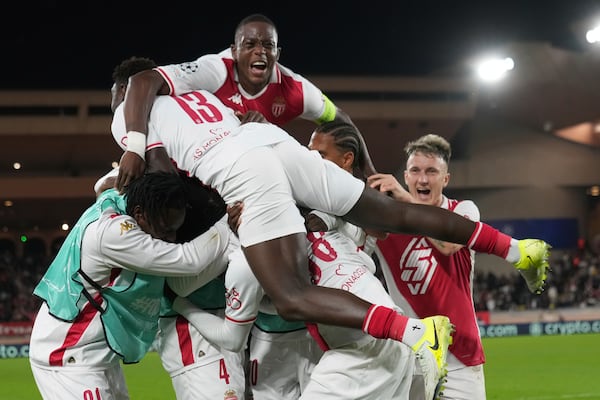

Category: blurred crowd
[0, 238, 599, 323]
[473, 248, 600, 311]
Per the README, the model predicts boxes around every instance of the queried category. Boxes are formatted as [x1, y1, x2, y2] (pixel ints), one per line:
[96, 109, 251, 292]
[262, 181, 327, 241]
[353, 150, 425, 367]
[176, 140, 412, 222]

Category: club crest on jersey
[120, 221, 136, 235]
[271, 96, 286, 117]
[228, 93, 243, 106]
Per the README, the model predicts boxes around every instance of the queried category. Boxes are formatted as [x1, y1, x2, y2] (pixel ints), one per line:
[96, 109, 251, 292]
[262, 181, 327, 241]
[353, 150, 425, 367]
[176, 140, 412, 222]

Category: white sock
[505, 239, 520, 263]
[402, 318, 426, 347]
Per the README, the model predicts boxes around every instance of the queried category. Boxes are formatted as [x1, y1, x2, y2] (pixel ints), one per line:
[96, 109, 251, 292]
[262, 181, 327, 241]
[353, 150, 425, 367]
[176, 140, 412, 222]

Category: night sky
[2, 0, 598, 89]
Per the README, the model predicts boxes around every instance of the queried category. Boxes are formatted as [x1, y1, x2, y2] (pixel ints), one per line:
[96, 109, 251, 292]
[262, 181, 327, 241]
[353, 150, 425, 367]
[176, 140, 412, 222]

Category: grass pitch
[3, 333, 598, 399]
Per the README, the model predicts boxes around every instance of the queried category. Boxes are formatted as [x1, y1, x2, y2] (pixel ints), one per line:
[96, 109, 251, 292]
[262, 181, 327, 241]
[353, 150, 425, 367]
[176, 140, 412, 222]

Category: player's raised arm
[117, 69, 170, 191]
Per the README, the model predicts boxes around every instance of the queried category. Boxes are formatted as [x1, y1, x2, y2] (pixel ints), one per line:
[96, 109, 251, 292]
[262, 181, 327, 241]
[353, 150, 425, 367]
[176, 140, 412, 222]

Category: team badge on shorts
[224, 389, 239, 400]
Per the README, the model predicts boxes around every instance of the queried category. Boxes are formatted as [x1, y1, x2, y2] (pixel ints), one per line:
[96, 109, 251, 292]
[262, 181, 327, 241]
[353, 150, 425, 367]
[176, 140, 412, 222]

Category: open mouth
[250, 61, 267, 72]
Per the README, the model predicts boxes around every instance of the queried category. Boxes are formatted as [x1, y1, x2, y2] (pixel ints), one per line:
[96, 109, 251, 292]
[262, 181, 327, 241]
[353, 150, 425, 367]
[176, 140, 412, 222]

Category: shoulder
[451, 199, 480, 222]
[97, 210, 141, 240]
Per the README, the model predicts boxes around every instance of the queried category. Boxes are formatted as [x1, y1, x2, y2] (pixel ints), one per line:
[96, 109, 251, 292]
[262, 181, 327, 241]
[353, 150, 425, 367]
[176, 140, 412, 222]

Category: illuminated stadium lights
[586, 25, 600, 44]
[61, 223, 70, 231]
[111, 161, 119, 168]
[12, 162, 21, 170]
[476, 57, 514, 83]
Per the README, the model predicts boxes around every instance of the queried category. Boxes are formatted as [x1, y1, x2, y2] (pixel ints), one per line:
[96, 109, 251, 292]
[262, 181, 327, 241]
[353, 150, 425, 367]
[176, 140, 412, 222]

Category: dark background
[2, 0, 599, 89]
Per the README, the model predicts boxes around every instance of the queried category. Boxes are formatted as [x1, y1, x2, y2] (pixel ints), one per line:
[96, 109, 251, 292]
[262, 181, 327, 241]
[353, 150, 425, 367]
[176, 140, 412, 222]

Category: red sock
[362, 305, 409, 341]
[468, 221, 512, 258]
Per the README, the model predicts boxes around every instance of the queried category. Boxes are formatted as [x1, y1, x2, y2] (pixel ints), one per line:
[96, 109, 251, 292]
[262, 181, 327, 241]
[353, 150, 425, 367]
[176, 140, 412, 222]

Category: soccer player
[110, 57, 551, 395]
[369, 134, 549, 399]
[172, 204, 417, 400]
[29, 172, 233, 400]
[116, 13, 377, 189]
[158, 173, 247, 400]
[93, 166, 246, 399]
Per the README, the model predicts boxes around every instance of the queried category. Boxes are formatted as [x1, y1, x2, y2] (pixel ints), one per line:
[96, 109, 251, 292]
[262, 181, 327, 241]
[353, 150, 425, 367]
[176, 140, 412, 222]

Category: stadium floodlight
[586, 25, 600, 44]
[475, 57, 515, 83]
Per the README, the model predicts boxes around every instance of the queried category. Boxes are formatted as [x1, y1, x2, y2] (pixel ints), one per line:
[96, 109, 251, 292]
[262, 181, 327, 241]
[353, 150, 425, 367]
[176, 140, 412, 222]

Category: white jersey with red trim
[306, 230, 398, 349]
[155, 49, 328, 126]
[111, 90, 293, 185]
[374, 196, 484, 369]
[29, 207, 231, 369]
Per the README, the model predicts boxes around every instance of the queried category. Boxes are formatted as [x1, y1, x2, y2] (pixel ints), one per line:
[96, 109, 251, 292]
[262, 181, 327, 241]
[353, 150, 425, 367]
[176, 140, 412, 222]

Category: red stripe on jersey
[176, 316, 195, 366]
[49, 269, 123, 366]
[48, 298, 102, 366]
[225, 315, 256, 324]
[156, 67, 175, 94]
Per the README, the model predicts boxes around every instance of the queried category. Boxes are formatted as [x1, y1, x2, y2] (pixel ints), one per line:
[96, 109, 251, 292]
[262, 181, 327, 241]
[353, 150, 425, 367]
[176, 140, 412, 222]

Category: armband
[126, 131, 147, 160]
[316, 94, 337, 124]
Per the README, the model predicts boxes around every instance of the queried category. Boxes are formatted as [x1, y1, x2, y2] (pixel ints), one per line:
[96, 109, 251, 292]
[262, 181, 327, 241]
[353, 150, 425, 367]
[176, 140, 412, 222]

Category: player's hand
[115, 151, 145, 193]
[367, 173, 413, 203]
[226, 201, 244, 235]
[235, 110, 267, 124]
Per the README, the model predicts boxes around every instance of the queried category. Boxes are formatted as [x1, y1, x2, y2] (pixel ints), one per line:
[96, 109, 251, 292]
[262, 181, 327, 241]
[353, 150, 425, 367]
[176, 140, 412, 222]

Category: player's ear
[132, 205, 144, 224]
[275, 46, 281, 61]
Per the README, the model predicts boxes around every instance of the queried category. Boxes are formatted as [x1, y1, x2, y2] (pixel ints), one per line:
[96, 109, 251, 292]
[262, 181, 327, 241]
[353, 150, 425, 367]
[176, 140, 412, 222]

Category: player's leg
[221, 145, 453, 395]
[272, 139, 546, 266]
[158, 312, 246, 400]
[299, 339, 410, 400]
[30, 363, 129, 400]
[248, 327, 319, 399]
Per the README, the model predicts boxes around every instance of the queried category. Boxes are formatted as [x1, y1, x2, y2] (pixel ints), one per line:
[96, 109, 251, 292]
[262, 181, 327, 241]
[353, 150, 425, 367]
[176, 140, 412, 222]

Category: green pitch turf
[2, 333, 598, 399]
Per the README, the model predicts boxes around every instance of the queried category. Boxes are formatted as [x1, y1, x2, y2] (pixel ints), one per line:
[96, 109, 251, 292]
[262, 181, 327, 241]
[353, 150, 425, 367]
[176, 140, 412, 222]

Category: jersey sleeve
[301, 77, 336, 123]
[223, 248, 264, 324]
[453, 200, 480, 222]
[166, 233, 241, 297]
[172, 296, 252, 353]
[277, 63, 334, 123]
[98, 213, 232, 277]
[155, 52, 228, 95]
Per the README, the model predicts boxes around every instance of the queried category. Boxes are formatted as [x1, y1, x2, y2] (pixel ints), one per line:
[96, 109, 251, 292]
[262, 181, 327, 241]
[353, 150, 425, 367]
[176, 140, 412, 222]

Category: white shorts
[31, 361, 129, 400]
[300, 338, 414, 400]
[157, 312, 246, 400]
[213, 141, 365, 247]
[248, 326, 323, 400]
[169, 353, 246, 400]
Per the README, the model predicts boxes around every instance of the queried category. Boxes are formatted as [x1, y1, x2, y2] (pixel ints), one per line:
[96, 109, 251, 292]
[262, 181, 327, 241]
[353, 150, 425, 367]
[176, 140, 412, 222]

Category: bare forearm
[123, 70, 167, 134]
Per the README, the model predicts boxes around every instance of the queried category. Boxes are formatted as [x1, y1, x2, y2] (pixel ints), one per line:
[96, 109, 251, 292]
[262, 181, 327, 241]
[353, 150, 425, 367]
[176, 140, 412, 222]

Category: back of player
[300, 224, 414, 400]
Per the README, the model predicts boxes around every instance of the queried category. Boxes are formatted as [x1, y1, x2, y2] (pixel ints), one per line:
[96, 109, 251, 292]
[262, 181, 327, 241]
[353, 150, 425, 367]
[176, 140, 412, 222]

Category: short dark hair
[235, 13, 277, 38]
[112, 56, 157, 85]
[175, 173, 227, 243]
[124, 172, 188, 226]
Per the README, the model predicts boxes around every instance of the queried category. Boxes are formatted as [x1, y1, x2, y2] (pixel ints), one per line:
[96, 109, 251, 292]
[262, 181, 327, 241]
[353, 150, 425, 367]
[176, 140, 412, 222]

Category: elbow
[224, 340, 246, 353]
[270, 291, 309, 321]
